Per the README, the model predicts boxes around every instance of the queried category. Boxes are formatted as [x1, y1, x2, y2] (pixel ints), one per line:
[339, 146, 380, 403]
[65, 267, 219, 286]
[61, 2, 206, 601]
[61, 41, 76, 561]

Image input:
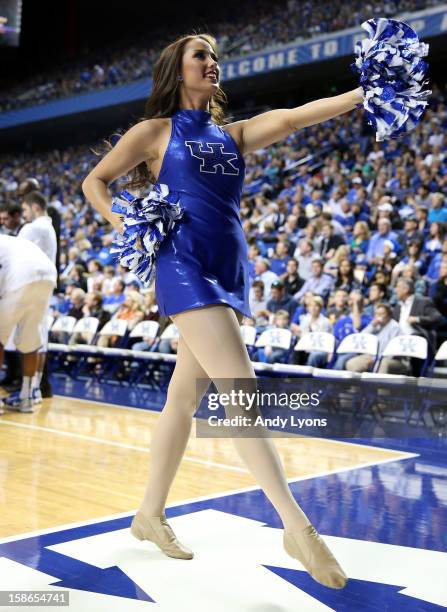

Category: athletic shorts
[0, 280, 55, 353]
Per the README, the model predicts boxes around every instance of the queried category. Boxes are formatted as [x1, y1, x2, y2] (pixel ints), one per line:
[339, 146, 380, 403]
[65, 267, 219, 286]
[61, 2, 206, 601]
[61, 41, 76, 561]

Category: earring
[177, 75, 183, 81]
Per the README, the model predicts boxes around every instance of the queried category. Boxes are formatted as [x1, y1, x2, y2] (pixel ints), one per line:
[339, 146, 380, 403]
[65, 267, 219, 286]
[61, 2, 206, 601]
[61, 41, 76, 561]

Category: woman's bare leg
[170, 304, 310, 533]
[137, 304, 346, 586]
[139, 333, 210, 517]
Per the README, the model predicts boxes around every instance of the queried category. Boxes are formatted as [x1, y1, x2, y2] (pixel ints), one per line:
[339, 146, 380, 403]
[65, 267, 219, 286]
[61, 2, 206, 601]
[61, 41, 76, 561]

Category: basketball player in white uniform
[0, 235, 57, 413]
[5, 190, 58, 406]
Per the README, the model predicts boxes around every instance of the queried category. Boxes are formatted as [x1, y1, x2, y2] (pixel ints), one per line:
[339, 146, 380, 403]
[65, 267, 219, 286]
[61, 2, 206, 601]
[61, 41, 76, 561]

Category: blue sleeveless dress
[154, 108, 252, 319]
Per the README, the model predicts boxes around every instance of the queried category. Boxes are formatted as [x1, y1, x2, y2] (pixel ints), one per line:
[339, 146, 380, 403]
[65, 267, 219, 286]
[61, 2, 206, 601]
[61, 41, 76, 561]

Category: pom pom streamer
[351, 18, 431, 141]
[110, 183, 185, 286]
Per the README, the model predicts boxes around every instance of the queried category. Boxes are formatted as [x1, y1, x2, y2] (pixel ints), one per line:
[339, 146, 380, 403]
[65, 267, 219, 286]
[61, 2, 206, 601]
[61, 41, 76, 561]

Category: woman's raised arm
[81, 119, 162, 231]
[236, 87, 364, 155]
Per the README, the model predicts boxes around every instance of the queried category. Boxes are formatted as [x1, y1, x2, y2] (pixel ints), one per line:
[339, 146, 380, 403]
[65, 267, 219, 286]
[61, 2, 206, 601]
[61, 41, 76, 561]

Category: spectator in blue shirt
[294, 258, 334, 302]
[269, 241, 290, 275]
[428, 192, 447, 224]
[334, 199, 355, 232]
[332, 292, 373, 370]
[367, 218, 399, 261]
[97, 234, 115, 266]
[425, 240, 447, 281]
[102, 278, 126, 313]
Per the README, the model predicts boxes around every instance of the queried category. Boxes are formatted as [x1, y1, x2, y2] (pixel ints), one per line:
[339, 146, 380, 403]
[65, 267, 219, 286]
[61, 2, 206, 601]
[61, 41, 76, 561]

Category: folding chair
[50, 315, 76, 338]
[72, 316, 100, 340]
[379, 334, 428, 373]
[95, 319, 129, 381]
[426, 340, 447, 377]
[129, 320, 160, 349]
[359, 335, 428, 422]
[160, 323, 179, 340]
[128, 320, 162, 386]
[67, 317, 100, 377]
[328, 332, 379, 380]
[295, 332, 335, 377]
[434, 340, 447, 362]
[48, 316, 77, 369]
[97, 319, 128, 344]
[127, 322, 178, 389]
[255, 327, 293, 364]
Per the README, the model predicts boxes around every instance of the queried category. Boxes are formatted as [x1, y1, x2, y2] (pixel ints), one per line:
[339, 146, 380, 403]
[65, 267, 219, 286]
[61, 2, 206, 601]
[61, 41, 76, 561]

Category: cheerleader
[83, 22, 429, 589]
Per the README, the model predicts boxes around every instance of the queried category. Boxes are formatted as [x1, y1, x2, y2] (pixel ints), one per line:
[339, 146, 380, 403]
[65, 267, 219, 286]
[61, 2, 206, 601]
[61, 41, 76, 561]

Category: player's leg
[0, 288, 25, 412]
[31, 311, 51, 405]
[16, 351, 39, 411]
[12, 281, 55, 412]
[171, 304, 347, 588]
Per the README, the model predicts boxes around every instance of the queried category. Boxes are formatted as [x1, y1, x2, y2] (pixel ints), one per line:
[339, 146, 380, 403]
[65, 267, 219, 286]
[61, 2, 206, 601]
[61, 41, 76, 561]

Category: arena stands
[0, 0, 443, 112]
[1, 79, 446, 378]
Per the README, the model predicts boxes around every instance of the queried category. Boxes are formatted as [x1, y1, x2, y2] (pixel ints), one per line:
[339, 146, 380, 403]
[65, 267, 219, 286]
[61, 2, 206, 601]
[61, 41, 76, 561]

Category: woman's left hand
[353, 86, 365, 105]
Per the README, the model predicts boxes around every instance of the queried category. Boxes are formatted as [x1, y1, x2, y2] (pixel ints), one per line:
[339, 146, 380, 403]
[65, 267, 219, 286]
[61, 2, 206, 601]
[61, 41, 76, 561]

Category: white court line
[0, 449, 417, 545]
[0, 420, 249, 474]
[53, 393, 160, 413]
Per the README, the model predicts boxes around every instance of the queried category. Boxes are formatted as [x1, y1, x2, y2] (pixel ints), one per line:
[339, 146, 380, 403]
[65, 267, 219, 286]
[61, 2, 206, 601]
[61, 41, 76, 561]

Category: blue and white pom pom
[351, 18, 431, 142]
[110, 183, 184, 286]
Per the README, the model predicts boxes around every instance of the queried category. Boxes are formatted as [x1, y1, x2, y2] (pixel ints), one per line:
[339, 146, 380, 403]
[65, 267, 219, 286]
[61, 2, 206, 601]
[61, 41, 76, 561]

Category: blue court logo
[185, 141, 240, 175]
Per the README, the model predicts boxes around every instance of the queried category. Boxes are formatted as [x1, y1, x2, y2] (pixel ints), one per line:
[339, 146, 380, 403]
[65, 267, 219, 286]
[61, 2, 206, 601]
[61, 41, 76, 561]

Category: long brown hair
[98, 33, 229, 192]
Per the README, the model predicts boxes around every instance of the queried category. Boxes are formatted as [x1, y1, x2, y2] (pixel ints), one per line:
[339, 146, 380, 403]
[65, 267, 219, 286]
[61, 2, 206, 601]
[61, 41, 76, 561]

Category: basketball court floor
[1, 377, 446, 611]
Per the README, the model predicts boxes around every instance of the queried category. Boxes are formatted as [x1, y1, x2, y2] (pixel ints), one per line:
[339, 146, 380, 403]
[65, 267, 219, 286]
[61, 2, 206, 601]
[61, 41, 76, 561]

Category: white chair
[47, 314, 55, 331]
[160, 323, 179, 340]
[129, 320, 160, 339]
[295, 332, 334, 354]
[92, 319, 129, 381]
[98, 319, 128, 338]
[72, 317, 100, 337]
[240, 324, 257, 347]
[65, 317, 101, 374]
[359, 336, 424, 421]
[336, 333, 378, 356]
[51, 316, 77, 334]
[296, 332, 359, 379]
[434, 340, 447, 362]
[255, 327, 292, 350]
[324, 333, 379, 379]
[382, 335, 428, 361]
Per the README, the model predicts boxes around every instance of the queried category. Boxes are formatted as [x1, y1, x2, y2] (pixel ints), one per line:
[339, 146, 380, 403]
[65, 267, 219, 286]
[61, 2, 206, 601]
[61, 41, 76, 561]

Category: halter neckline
[173, 108, 212, 124]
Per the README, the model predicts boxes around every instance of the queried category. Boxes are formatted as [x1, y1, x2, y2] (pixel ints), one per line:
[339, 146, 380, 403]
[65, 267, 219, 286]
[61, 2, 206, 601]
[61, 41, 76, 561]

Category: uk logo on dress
[185, 141, 240, 175]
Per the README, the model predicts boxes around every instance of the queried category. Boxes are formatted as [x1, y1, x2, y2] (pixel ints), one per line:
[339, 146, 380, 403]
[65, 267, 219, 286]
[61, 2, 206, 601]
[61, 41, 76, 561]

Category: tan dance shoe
[131, 511, 194, 560]
[283, 524, 347, 589]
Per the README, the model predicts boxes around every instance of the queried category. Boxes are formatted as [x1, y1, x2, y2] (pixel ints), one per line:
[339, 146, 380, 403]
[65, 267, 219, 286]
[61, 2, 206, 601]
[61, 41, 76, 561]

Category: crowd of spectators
[1, 80, 447, 375]
[249, 0, 439, 51]
[0, 0, 443, 113]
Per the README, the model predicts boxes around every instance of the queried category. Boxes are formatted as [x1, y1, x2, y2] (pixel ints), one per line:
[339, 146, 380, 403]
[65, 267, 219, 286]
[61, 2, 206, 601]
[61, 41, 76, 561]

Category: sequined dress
[154, 108, 252, 319]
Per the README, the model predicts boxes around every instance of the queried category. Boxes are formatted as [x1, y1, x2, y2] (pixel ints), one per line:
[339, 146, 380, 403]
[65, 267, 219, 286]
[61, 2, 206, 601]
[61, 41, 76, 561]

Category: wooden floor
[0, 396, 411, 538]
